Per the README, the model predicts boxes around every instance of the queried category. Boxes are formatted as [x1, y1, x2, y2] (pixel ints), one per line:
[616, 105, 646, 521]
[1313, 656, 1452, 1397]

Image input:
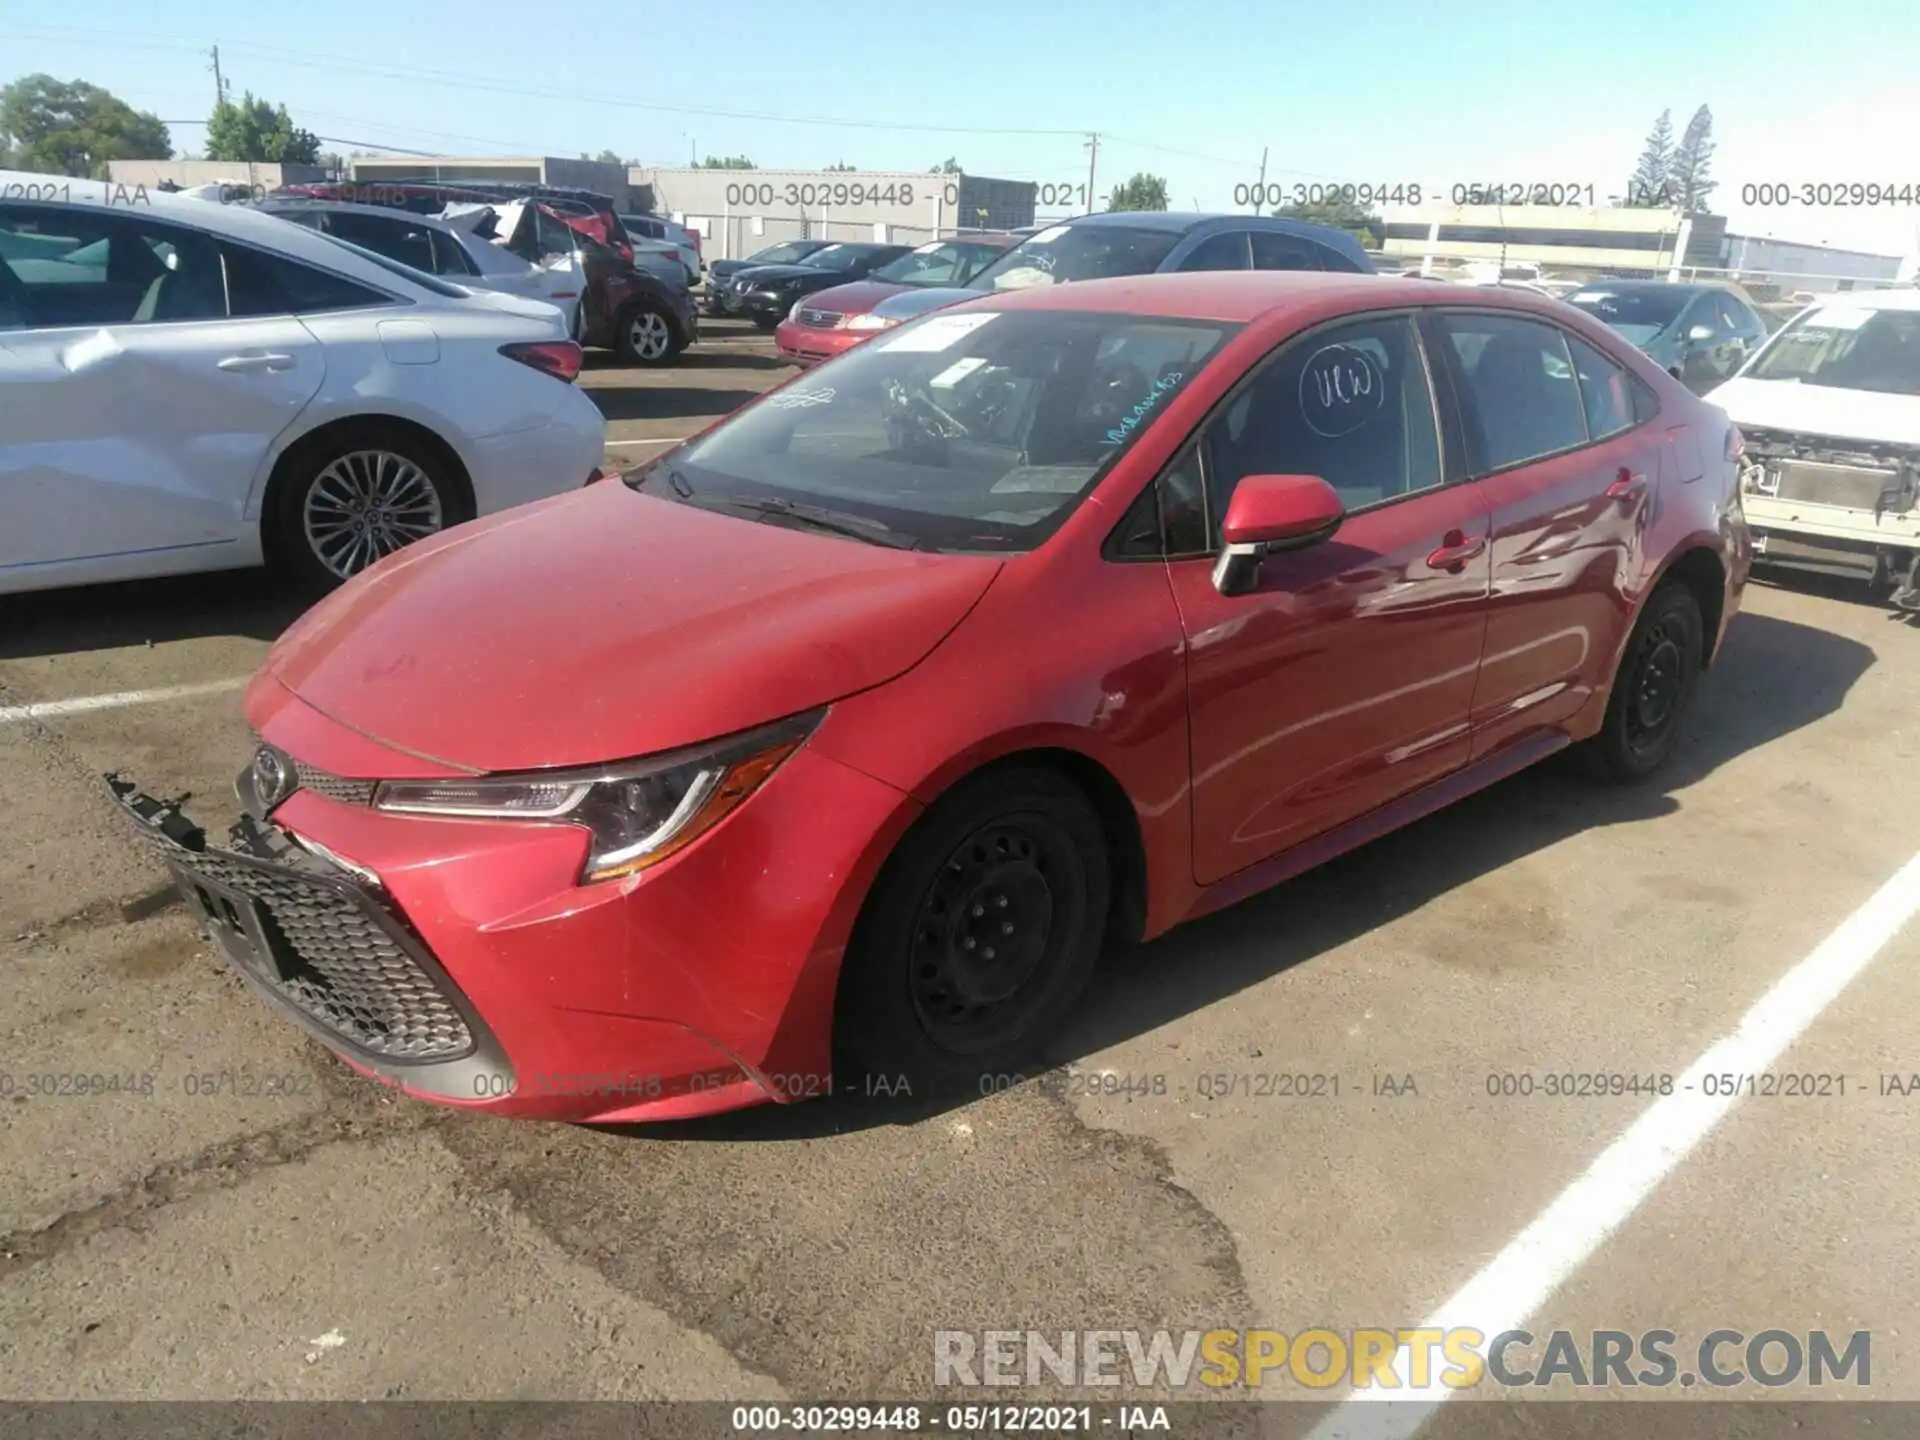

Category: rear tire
[1580, 581, 1704, 782]
[265, 424, 466, 594]
[616, 300, 683, 366]
[834, 768, 1110, 1101]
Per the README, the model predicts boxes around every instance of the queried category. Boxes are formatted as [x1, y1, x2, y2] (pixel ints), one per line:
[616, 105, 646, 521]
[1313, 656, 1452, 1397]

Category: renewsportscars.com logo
[932, 1328, 1871, 1391]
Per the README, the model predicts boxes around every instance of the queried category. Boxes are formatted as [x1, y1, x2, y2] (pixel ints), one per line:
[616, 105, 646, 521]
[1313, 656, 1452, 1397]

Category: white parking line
[1311, 846, 1920, 1439]
[0, 677, 249, 724]
[603, 437, 689, 448]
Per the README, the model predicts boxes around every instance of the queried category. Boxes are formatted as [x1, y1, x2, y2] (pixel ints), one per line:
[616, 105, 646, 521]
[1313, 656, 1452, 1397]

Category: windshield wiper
[728, 496, 918, 549]
[626, 462, 695, 498]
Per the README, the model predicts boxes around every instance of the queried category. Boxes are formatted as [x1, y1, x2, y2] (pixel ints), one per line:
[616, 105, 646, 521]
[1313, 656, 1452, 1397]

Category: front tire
[1581, 581, 1704, 782]
[616, 300, 683, 366]
[266, 425, 464, 592]
[834, 768, 1111, 1099]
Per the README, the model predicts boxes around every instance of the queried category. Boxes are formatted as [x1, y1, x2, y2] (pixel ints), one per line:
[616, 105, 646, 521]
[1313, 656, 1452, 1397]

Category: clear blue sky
[6, 1, 1919, 254]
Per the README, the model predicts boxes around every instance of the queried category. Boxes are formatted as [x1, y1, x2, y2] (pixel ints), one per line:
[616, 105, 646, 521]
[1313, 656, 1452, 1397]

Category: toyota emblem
[251, 744, 294, 809]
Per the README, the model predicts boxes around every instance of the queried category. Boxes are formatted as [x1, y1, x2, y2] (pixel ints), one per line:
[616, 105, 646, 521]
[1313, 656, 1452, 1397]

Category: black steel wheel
[1582, 580, 1705, 782]
[835, 768, 1110, 1098]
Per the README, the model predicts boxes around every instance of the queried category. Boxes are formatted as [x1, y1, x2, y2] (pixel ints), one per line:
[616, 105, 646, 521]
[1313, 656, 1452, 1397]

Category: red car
[115, 273, 1750, 1123]
[775, 232, 1020, 366]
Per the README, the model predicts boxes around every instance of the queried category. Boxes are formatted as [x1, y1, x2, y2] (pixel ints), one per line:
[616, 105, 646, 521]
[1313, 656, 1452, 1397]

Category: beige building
[106, 159, 327, 194]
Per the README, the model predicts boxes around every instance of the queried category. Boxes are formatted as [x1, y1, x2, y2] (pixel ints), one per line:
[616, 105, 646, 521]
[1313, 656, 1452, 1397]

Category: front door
[1167, 311, 1493, 885]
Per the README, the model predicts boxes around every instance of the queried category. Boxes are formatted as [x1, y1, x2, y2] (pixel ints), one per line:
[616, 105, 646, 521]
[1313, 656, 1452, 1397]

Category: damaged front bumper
[106, 774, 511, 1098]
[1739, 428, 1920, 612]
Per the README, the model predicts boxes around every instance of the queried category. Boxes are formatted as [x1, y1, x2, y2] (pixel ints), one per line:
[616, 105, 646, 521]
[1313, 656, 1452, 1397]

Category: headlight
[371, 710, 821, 883]
[789, 298, 807, 321]
[844, 313, 897, 331]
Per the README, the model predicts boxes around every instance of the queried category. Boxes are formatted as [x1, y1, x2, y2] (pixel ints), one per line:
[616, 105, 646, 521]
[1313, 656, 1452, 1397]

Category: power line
[0, 27, 1093, 137]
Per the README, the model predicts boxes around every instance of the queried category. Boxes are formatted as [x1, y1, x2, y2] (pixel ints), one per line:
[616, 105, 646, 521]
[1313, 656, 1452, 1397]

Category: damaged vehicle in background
[775, 232, 1020, 366]
[704, 238, 833, 316]
[1563, 280, 1769, 395]
[1710, 290, 1920, 612]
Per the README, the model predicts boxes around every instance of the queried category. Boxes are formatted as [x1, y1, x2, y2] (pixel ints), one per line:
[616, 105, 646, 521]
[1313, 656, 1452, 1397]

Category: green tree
[1106, 172, 1169, 212]
[1670, 104, 1716, 213]
[0, 74, 170, 177]
[1628, 109, 1675, 206]
[206, 92, 320, 165]
[1274, 196, 1383, 248]
[590, 147, 625, 165]
[930, 157, 962, 174]
[700, 154, 755, 169]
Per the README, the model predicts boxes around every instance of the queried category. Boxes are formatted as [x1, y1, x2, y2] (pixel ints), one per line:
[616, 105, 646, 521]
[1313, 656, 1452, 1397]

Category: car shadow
[611, 606, 1875, 1143]
[584, 385, 767, 423]
[0, 568, 306, 659]
[1751, 562, 1920, 625]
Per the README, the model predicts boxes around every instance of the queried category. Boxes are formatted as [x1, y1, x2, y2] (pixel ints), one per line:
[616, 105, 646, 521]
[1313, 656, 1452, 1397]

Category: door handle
[1426, 530, 1485, 572]
[1606, 468, 1649, 504]
[216, 351, 295, 373]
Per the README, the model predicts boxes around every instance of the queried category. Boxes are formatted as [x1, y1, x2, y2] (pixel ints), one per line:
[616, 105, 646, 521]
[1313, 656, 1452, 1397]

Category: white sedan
[0, 172, 607, 595]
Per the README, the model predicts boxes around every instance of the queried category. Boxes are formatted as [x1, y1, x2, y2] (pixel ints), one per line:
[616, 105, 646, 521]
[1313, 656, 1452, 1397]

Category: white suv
[1708, 290, 1920, 612]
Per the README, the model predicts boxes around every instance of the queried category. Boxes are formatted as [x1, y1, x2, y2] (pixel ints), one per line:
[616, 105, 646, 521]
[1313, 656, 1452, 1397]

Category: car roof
[0, 169, 443, 298]
[939, 269, 1572, 325]
[257, 197, 466, 233]
[1788, 287, 1920, 312]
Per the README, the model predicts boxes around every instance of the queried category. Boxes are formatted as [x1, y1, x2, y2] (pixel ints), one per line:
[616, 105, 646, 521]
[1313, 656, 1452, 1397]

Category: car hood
[872, 286, 979, 320]
[1707, 376, 1920, 447]
[800, 278, 908, 314]
[255, 483, 1004, 773]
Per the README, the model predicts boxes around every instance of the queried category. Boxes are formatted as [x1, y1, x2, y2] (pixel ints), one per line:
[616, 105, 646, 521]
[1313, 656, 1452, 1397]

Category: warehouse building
[630, 166, 1037, 261]
[346, 155, 636, 208]
[1379, 202, 1907, 294]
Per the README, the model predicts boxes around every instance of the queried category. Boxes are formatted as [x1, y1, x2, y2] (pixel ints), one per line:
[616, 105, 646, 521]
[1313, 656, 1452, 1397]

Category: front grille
[251, 733, 375, 806]
[137, 825, 475, 1062]
[1771, 461, 1902, 512]
[292, 759, 376, 806]
[796, 308, 842, 329]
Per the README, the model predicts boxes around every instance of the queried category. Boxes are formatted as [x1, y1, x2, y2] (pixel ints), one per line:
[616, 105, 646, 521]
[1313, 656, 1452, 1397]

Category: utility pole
[1253, 145, 1268, 213]
[1084, 132, 1099, 214]
[207, 45, 227, 110]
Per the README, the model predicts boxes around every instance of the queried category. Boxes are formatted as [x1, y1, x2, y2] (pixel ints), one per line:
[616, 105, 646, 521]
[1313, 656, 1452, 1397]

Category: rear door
[0, 202, 325, 573]
[1429, 311, 1663, 757]
[1164, 310, 1494, 883]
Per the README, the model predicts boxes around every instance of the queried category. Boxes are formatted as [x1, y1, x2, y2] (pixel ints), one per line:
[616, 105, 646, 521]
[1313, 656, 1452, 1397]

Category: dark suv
[860, 212, 1375, 331]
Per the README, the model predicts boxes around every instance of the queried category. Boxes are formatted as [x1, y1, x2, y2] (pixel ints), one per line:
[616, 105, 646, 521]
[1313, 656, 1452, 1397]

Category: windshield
[748, 241, 819, 265]
[872, 241, 1003, 287]
[1563, 286, 1690, 345]
[802, 244, 871, 271]
[1747, 306, 1920, 395]
[966, 225, 1185, 293]
[644, 308, 1236, 551]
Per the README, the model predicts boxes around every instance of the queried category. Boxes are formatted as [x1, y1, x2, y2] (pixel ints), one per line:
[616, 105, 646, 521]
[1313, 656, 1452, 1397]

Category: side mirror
[1212, 474, 1346, 596]
[1686, 323, 1715, 342]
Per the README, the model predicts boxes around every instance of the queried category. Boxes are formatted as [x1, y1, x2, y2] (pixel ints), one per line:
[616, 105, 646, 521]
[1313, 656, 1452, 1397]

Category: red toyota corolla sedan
[774, 232, 1020, 367]
[115, 273, 1751, 1123]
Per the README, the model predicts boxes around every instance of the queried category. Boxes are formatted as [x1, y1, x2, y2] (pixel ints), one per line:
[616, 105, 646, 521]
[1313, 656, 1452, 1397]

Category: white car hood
[1709, 376, 1920, 447]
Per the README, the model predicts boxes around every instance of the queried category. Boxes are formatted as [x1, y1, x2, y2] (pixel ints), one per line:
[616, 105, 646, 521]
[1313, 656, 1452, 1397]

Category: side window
[0, 204, 226, 327]
[1436, 313, 1589, 474]
[324, 212, 435, 272]
[1713, 294, 1751, 336]
[429, 229, 480, 276]
[1630, 374, 1660, 423]
[1178, 231, 1251, 272]
[1203, 313, 1443, 525]
[1680, 296, 1720, 338]
[223, 244, 392, 317]
[1250, 231, 1323, 271]
[1107, 448, 1208, 560]
[1564, 332, 1635, 441]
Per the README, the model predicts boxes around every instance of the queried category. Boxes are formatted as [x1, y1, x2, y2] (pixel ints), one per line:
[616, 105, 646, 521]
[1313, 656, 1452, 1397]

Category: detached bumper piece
[108, 775, 490, 1069]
